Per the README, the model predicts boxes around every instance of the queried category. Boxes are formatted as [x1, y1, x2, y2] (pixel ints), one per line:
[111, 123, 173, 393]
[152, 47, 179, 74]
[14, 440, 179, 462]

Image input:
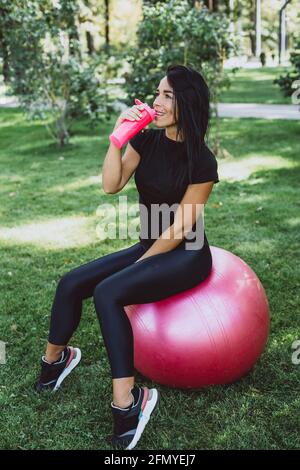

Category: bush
[120, 0, 240, 156]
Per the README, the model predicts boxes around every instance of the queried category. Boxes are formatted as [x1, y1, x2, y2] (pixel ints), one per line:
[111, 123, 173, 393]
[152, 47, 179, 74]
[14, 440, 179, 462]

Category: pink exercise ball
[125, 246, 270, 389]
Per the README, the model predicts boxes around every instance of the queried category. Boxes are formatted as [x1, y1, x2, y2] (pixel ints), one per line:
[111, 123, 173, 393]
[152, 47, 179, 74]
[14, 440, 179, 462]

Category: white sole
[126, 388, 159, 450]
[53, 347, 81, 392]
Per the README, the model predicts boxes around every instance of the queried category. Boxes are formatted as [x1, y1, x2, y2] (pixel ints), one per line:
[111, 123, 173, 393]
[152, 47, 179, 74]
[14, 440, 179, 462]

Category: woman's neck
[165, 125, 184, 142]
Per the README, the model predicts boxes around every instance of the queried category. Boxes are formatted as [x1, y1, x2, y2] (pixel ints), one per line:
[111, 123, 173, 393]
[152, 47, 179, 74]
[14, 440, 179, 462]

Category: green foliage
[274, 37, 300, 101]
[122, 0, 240, 107]
[0, 108, 299, 449]
[120, 0, 240, 156]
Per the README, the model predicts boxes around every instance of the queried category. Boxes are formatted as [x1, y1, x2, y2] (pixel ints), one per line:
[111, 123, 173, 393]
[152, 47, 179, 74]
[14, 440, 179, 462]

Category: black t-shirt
[129, 128, 219, 250]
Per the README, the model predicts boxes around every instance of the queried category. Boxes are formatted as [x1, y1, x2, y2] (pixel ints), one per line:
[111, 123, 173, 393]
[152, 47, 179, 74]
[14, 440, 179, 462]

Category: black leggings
[48, 241, 212, 379]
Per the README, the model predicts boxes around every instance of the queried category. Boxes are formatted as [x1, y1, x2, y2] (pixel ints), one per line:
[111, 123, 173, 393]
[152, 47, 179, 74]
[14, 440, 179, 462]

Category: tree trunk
[255, 0, 261, 57]
[203, 0, 219, 11]
[248, 0, 256, 56]
[229, 0, 235, 36]
[249, 33, 255, 55]
[86, 31, 95, 55]
[278, 1, 291, 64]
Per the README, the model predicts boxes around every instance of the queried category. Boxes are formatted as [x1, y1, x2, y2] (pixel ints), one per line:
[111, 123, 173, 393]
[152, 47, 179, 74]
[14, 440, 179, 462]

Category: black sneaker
[35, 346, 81, 393]
[110, 385, 160, 450]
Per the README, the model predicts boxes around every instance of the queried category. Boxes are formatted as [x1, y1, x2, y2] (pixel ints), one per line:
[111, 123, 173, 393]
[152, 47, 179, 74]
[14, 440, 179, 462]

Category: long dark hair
[166, 64, 211, 185]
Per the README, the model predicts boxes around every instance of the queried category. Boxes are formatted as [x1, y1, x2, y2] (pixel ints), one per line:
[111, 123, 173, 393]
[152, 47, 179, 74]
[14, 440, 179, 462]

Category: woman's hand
[113, 103, 145, 131]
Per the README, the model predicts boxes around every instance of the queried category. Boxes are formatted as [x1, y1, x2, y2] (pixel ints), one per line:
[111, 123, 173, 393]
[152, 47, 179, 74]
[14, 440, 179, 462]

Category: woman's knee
[93, 277, 118, 311]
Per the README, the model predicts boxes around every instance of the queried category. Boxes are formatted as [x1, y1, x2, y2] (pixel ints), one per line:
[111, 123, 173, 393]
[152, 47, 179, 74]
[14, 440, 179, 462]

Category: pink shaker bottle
[109, 98, 156, 149]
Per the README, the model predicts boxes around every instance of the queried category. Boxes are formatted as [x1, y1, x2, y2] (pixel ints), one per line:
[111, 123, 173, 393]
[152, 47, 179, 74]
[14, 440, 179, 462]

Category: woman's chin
[153, 120, 165, 128]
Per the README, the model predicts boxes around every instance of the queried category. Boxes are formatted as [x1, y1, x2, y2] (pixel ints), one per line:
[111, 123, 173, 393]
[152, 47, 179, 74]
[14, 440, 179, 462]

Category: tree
[274, 35, 300, 104]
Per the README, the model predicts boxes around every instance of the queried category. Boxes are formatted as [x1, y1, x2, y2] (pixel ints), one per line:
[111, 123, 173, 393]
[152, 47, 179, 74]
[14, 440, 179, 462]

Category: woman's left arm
[134, 181, 215, 262]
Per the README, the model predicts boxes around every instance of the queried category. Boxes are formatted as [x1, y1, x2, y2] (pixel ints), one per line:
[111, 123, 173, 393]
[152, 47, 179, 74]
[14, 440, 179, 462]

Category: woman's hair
[166, 64, 211, 186]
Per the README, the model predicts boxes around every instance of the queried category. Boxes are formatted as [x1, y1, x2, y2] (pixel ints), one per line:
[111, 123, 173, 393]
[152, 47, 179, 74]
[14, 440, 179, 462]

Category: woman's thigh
[95, 243, 212, 306]
[60, 241, 146, 300]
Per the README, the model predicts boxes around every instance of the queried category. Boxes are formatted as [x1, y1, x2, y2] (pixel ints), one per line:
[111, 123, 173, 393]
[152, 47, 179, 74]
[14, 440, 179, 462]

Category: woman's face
[152, 76, 178, 128]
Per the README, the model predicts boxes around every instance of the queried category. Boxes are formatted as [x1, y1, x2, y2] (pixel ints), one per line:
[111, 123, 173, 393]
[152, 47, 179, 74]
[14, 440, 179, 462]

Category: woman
[35, 64, 219, 450]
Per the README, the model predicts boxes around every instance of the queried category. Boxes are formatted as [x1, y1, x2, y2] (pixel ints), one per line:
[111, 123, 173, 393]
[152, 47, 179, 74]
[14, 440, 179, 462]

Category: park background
[0, 0, 299, 450]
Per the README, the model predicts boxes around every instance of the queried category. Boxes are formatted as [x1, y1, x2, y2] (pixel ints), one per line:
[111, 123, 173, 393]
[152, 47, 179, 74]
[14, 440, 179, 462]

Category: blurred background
[0, 0, 299, 149]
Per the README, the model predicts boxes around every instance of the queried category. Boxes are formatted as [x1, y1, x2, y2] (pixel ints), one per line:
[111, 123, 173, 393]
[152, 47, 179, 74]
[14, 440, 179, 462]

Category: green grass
[0, 109, 299, 450]
[220, 66, 294, 104]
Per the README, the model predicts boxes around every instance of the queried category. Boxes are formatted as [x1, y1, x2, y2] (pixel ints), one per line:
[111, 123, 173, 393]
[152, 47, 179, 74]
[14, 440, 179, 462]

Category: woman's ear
[174, 101, 179, 122]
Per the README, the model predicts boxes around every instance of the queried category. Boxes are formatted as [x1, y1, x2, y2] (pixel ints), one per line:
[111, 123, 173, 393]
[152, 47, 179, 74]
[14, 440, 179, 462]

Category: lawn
[0, 108, 299, 450]
[220, 66, 294, 104]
